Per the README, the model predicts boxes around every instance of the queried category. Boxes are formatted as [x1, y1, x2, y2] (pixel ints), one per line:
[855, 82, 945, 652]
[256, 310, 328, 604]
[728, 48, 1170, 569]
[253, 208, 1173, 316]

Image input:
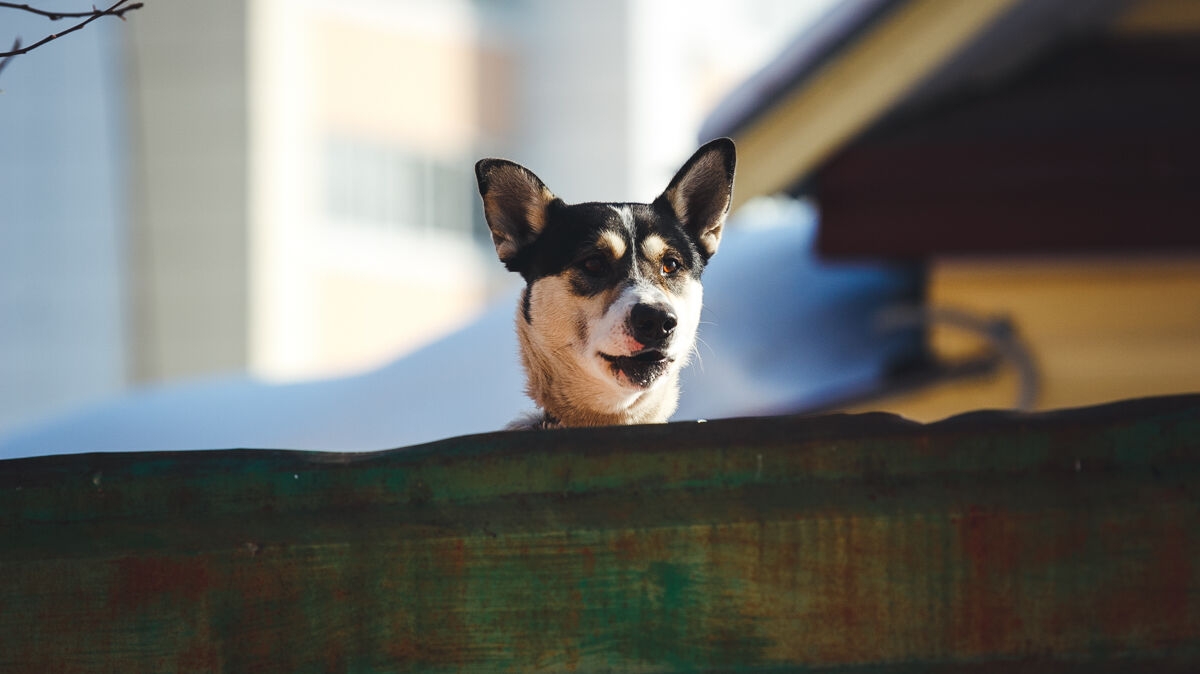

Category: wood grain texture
[1, 395, 1199, 672]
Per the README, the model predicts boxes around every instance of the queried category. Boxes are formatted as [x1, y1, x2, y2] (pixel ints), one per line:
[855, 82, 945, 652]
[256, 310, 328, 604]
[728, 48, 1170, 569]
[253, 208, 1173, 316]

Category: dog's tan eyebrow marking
[598, 230, 627, 259]
[641, 234, 668, 260]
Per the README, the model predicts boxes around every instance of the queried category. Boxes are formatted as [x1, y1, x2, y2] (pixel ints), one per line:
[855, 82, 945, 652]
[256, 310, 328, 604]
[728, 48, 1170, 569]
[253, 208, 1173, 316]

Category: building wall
[249, 0, 502, 380]
[127, 0, 249, 383]
[508, 0, 634, 203]
[846, 256, 1200, 421]
[0, 14, 128, 432]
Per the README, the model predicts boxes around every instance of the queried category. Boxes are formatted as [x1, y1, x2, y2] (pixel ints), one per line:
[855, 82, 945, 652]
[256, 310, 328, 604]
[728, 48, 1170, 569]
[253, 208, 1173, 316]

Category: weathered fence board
[1, 395, 1198, 672]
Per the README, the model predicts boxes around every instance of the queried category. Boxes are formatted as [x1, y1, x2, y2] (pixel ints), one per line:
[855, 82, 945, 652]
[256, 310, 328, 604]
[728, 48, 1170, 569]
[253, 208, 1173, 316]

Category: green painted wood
[1, 395, 1199, 672]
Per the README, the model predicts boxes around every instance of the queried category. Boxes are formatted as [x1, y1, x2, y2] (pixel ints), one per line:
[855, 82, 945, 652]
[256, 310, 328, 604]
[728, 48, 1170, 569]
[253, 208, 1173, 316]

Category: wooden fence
[2, 394, 1198, 672]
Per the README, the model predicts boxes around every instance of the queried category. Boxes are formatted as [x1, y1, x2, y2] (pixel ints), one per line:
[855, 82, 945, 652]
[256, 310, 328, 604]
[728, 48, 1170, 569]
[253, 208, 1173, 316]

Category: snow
[0, 202, 923, 458]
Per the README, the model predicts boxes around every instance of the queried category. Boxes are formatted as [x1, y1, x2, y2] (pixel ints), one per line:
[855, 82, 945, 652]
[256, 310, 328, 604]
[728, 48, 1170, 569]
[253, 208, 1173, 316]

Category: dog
[475, 138, 735, 429]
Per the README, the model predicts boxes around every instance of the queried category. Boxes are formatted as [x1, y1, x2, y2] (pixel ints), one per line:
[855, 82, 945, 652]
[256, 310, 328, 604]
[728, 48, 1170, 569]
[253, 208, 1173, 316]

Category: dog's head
[476, 138, 735, 425]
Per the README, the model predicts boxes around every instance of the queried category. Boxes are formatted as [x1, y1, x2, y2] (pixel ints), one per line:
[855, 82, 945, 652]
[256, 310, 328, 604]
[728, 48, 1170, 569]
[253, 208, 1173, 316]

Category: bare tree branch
[0, 2, 135, 20]
[0, 37, 19, 78]
[0, 0, 142, 60]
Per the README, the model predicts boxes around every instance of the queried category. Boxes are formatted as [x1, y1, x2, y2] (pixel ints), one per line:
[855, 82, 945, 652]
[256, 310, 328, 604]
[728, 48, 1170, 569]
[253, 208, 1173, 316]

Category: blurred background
[2, 0, 1199, 455]
[0, 0, 834, 438]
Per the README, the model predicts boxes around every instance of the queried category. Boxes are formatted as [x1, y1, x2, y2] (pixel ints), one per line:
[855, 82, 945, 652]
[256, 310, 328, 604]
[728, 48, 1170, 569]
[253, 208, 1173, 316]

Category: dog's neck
[515, 314, 681, 428]
[526, 371, 681, 428]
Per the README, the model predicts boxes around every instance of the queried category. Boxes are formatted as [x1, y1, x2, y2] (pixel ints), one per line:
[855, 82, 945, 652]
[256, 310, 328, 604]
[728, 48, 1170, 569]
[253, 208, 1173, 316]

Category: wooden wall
[848, 256, 1200, 421]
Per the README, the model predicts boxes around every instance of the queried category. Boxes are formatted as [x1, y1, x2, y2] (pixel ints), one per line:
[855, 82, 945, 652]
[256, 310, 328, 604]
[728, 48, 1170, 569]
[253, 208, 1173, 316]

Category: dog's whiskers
[691, 335, 716, 373]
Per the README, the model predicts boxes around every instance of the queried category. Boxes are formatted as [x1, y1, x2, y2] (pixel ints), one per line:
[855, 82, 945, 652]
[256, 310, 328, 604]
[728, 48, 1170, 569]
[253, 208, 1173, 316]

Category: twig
[0, 37, 18, 78]
[0, 2, 130, 20]
[0, 0, 143, 58]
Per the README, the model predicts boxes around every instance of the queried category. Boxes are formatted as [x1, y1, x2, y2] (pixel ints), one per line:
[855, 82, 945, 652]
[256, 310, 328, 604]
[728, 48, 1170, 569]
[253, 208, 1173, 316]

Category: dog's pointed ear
[657, 138, 735, 259]
[475, 158, 558, 267]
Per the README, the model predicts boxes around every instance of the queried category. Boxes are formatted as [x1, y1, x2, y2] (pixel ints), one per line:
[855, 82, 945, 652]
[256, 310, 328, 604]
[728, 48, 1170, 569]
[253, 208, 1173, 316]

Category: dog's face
[476, 138, 735, 425]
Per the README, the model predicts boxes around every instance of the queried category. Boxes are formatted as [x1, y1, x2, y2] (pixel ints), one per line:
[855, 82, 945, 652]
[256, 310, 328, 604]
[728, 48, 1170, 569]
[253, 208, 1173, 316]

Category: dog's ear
[657, 138, 735, 259]
[475, 158, 558, 267]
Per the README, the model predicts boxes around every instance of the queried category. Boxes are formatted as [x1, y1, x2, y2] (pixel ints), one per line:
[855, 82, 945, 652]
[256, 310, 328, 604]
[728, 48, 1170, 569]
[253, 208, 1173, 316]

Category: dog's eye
[661, 257, 681, 275]
[580, 256, 608, 277]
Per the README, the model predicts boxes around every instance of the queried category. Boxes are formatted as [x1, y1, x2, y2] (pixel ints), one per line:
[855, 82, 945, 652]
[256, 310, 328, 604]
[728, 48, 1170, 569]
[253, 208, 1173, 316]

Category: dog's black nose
[630, 303, 677, 346]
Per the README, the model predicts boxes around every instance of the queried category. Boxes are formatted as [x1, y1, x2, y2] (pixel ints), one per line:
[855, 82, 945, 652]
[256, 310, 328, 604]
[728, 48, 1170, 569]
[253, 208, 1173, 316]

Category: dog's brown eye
[661, 257, 681, 275]
[581, 256, 608, 276]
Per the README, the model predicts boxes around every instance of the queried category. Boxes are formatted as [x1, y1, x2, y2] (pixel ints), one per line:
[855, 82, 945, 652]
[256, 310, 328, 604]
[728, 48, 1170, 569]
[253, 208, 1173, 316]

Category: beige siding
[128, 0, 249, 383]
[848, 256, 1200, 420]
[313, 15, 483, 152]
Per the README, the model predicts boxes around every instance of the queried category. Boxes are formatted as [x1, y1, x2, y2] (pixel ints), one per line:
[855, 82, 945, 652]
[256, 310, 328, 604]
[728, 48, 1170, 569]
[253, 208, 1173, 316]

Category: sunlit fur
[475, 138, 735, 429]
[513, 258, 705, 427]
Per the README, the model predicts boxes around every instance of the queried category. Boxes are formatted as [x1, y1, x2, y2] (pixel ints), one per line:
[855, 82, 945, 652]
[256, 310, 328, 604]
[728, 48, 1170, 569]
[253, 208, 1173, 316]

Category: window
[323, 136, 482, 244]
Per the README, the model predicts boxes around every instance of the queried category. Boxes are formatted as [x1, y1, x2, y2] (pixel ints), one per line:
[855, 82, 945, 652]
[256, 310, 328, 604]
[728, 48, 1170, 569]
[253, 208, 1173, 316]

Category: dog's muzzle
[599, 303, 678, 388]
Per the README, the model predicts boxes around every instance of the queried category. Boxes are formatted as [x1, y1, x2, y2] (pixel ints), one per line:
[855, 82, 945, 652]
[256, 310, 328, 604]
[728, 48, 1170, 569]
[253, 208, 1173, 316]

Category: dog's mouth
[600, 349, 672, 388]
